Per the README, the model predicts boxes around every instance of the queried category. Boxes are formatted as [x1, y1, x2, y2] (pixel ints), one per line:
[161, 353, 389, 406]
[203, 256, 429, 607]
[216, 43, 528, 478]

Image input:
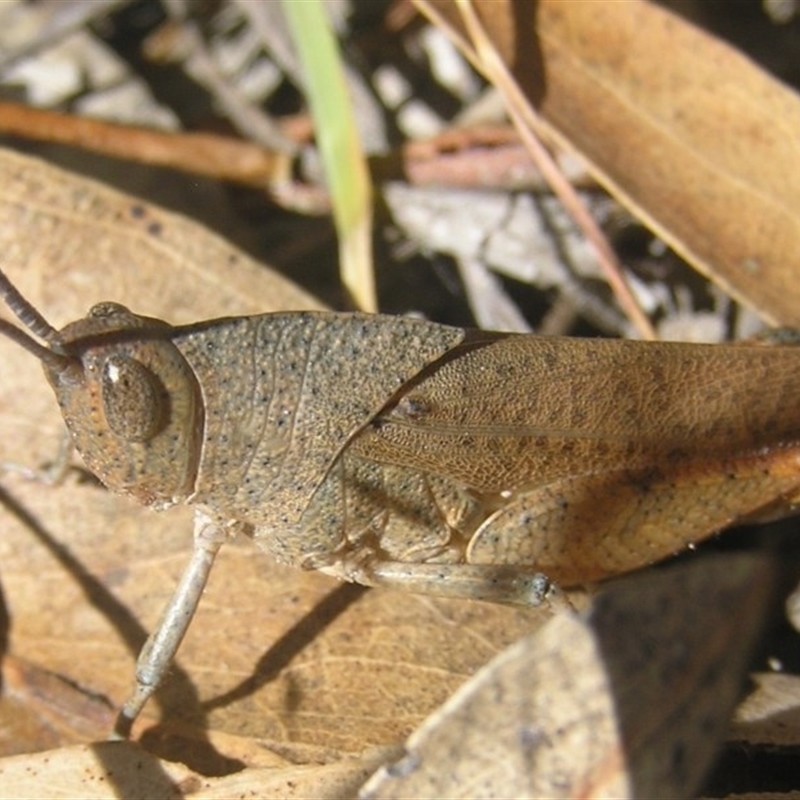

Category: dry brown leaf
[362, 553, 776, 800]
[423, 0, 800, 326]
[0, 149, 547, 791]
[0, 741, 398, 800]
[0, 742, 197, 800]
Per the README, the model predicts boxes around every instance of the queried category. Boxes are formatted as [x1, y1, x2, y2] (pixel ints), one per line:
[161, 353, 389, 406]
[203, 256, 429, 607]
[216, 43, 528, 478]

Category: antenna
[0, 268, 79, 371]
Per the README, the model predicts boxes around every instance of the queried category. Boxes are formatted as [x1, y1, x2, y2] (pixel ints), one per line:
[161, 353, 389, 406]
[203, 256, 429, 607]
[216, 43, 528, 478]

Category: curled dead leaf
[362, 553, 776, 799]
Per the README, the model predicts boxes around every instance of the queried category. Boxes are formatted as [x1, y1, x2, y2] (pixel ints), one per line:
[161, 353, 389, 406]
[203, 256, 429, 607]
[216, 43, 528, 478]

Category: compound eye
[101, 354, 168, 442]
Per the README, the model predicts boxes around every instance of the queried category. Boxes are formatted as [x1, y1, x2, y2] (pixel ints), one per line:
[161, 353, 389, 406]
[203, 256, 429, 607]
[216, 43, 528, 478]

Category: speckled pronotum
[2, 266, 800, 737]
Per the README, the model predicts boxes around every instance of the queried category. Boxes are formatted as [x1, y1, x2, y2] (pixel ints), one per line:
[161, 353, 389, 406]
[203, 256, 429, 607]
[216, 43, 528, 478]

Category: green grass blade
[283, 0, 376, 311]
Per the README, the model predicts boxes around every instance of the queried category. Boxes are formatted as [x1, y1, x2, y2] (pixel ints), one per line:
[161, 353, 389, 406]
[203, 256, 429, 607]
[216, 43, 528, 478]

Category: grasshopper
[2, 266, 800, 737]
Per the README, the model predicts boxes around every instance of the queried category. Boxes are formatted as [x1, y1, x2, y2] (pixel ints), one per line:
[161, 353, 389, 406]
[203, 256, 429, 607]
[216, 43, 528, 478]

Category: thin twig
[0, 101, 291, 190]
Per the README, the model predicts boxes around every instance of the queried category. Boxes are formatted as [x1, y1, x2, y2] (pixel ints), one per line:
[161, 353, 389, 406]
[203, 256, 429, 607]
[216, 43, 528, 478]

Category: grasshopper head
[0, 271, 202, 509]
